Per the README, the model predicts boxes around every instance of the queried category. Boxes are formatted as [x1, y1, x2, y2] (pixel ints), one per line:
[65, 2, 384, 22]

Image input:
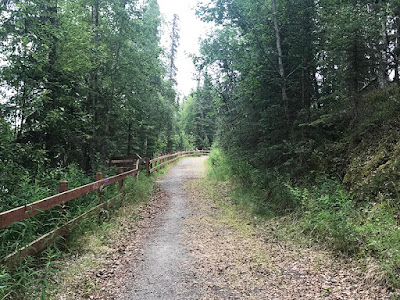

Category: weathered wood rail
[0, 149, 209, 264]
[147, 150, 210, 174]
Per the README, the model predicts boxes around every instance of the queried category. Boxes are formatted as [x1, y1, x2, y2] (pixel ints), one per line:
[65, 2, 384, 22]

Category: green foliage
[0, 119, 49, 207]
[0, 170, 155, 299]
[0, 0, 180, 174]
[0, 245, 62, 299]
[122, 172, 154, 204]
[207, 147, 233, 181]
[208, 147, 297, 215]
[193, 0, 400, 186]
[209, 147, 400, 289]
[288, 181, 361, 253]
[178, 80, 217, 150]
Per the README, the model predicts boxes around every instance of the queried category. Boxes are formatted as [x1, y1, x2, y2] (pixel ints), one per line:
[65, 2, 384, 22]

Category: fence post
[145, 158, 150, 175]
[59, 181, 69, 213]
[118, 167, 124, 192]
[96, 172, 103, 203]
[59, 181, 68, 193]
[134, 160, 139, 179]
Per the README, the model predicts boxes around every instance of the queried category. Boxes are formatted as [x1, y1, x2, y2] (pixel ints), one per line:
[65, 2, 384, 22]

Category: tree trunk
[394, 9, 400, 84]
[88, 0, 100, 171]
[350, 41, 361, 122]
[44, 0, 59, 162]
[376, 19, 389, 88]
[169, 14, 180, 84]
[127, 122, 132, 156]
[271, 0, 288, 114]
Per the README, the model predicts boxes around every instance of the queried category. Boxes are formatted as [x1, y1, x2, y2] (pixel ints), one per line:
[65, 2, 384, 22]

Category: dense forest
[187, 0, 400, 290]
[192, 0, 400, 185]
[0, 0, 188, 210]
[2, 0, 400, 296]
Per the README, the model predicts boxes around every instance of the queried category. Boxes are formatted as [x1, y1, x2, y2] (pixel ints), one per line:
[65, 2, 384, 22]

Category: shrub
[288, 181, 361, 253]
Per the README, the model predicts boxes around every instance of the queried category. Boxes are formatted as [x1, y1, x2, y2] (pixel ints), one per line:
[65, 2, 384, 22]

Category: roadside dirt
[57, 157, 393, 299]
[183, 178, 392, 299]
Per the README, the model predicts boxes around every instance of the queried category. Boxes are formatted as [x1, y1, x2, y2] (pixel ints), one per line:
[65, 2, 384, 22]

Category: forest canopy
[2, 0, 400, 206]
[191, 0, 400, 187]
[0, 0, 187, 201]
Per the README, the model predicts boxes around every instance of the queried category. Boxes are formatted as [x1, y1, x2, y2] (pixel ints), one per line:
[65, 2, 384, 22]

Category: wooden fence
[0, 149, 210, 264]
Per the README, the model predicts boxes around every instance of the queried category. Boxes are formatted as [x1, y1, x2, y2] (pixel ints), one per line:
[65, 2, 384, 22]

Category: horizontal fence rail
[0, 169, 138, 230]
[147, 150, 209, 174]
[0, 149, 209, 264]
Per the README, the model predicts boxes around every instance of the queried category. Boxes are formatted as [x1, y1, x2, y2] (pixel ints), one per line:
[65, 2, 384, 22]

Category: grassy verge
[0, 169, 155, 300]
[207, 148, 400, 292]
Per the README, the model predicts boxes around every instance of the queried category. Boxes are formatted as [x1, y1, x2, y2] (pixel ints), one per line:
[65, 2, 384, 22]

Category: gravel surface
[122, 157, 207, 299]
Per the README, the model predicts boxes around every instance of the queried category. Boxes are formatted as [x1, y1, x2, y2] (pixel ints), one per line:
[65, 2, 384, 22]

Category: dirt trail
[122, 157, 206, 299]
[101, 156, 392, 300]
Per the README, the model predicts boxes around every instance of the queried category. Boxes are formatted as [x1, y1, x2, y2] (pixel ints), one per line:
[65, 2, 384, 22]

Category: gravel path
[85, 156, 392, 299]
[123, 157, 206, 299]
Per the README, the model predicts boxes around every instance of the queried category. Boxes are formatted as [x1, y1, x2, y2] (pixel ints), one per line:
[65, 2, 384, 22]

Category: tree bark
[127, 122, 132, 156]
[88, 0, 100, 171]
[271, 0, 288, 114]
[394, 9, 400, 84]
[377, 20, 389, 88]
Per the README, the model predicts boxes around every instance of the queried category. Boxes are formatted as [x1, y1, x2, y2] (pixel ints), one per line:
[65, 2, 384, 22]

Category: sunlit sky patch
[158, 0, 213, 98]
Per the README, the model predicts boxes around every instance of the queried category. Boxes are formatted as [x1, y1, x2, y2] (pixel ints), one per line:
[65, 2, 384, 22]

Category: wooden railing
[147, 150, 210, 174]
[0, 149, 209, 264]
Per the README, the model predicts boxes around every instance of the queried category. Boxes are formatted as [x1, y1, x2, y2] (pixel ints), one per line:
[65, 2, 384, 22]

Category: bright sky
[158, 0, 213, 97]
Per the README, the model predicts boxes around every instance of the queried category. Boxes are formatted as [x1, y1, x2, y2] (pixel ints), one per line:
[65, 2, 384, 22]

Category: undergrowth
[0, 168, 154, 300]
[0, 164, 120, 262]
[207, 147, 400, 291]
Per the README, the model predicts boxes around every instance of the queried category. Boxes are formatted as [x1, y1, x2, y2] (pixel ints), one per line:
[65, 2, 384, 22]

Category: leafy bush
[288, 180, 361, 253]
[207, 147, 233, 181]
[0, 120, 49, 211]
[208, 147, 298, 215]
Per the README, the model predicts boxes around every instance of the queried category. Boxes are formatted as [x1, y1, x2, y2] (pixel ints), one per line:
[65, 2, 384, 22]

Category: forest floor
[54, 157, 392, 299]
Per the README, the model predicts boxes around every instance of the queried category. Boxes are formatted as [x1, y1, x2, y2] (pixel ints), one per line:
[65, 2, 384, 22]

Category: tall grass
[0, 164, 120, 260]
[208, 148, 400, 289]
[0, 165, 151, 299]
